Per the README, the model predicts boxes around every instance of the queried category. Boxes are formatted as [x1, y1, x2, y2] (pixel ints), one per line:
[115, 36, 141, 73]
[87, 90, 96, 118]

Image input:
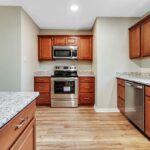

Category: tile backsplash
[39, 60, 92, 71]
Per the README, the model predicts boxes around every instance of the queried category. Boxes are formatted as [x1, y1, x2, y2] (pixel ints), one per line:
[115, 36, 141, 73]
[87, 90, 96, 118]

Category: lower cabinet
[34, 77, 51, 106]
[0, 101, 36, 150]
[117, 79, 125, 115]
[117, 79, 150, 138]
[145, 86, 150, 137]
[10, 119, 36, 150]
[79, 77, 95, 105]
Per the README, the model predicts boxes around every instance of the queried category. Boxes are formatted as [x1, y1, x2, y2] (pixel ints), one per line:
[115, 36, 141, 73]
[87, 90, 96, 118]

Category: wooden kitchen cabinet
[129, 25, 141, 59]
[117, 79, 125, 115]
[78, 36, 93, 60]
[38, 35, 93, 61]
[145, 86, 150, 138]
[10, 119, 35, 150]
[66, 37, 79, 45]
[79, 77, 95, 105]
[0, 101, 36, 150]
[38, 37, 52, 61]
[145, 96, 150, 137]
[129, 14, 150, 59]
[34, 77, 51, 106]
[141, 17, 150, 57]
[52, 36, 66, 45]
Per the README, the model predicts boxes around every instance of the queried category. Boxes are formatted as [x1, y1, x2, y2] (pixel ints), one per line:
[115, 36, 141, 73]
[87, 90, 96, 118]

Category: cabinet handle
[85, 87, 90, 89]
[84, 97, 90, 100]
[15, 118, 26, 130]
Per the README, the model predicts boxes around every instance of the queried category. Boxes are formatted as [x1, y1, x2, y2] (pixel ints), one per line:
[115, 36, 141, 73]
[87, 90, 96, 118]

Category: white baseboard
[94, 105, 119, 112]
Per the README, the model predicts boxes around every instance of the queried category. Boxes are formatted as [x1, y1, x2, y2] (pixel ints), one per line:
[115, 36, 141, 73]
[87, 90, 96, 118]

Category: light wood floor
[36, 107, 150, 150]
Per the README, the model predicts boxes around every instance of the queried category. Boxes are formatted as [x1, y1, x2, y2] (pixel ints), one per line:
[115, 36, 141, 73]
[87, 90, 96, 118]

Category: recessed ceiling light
[70, 5, 79, 12]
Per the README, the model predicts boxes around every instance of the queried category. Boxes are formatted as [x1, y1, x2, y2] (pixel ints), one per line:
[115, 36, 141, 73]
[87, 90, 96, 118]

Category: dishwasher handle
[126, 82, 143, 89]
[132, 84, 143, 89]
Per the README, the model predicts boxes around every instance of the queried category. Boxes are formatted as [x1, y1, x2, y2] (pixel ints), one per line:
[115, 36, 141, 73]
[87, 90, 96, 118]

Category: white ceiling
[0, 0, 150, 29]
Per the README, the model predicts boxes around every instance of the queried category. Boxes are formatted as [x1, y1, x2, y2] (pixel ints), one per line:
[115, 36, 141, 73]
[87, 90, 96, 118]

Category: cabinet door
[79, 93, 94, 105]
[145, 96, 150, 137]
[53, 37, 66, 45]
[141, 18, 150, 57]
[10, 118, 36, 150]
[36, 93, 50, 106]
[129, 25, 141, 59]
[66, 37, 78, 45]
[38, 37, 52, 60]
[78, 37, 92, 60]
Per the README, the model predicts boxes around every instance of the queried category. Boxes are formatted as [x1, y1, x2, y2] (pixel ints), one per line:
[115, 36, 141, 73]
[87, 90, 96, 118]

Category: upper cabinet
[78, 36, 92, 60]
[129, 25, 141, 59]
[141, 18, 150, 57]
[53, 37, 66, 46]
[129, 14, 150, 59]
[38, 35, 93, 61]
[66, 37, 79, 45]
[38, 37, 52, 61]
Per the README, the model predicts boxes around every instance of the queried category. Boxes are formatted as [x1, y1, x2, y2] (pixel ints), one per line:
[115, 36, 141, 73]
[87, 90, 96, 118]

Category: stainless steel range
[51, 66, 78, 107]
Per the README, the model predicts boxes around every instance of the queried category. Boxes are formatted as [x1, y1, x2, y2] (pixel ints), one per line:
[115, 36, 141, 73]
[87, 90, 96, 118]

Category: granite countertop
[0, 92, 39, 128]
[116, 72, 150, 85]
[78, 71, 95, 77]
[34, 70, 53, 77]
[34, 70, 95, 77]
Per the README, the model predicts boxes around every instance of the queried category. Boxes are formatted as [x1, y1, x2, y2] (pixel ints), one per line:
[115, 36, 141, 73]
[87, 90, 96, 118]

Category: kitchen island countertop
[0, 92, 39, 128]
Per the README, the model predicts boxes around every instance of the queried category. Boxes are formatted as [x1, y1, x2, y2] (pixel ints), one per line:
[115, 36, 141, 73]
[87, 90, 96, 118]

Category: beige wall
[0, 6, 21, 91]
[92, 17, 141, 110]
[0, 6, 40, 91]
[21, 9, 39, 91]
[39, 29, 92, 71]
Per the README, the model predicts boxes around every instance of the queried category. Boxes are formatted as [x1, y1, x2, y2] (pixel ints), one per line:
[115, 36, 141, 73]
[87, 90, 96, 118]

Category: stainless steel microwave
[53, 46, 78, 60]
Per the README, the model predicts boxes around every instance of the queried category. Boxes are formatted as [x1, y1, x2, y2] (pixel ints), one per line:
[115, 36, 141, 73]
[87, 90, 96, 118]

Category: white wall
[0, 6, 21, 91]
[92, 17, 141, 110]
[21, 9, 39, 91]
[39, 29, 92, 71]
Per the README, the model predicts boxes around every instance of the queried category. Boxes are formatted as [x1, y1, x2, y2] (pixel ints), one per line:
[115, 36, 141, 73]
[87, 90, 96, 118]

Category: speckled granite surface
[34, 70, 53, 77]
[0, 92, 39, 128]
[78, 71, 95, 77]
[116, 72, 150, 85]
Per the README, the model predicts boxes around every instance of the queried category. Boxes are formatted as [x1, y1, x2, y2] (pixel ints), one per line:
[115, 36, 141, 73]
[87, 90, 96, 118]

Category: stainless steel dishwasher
[125, 81, 144, 132]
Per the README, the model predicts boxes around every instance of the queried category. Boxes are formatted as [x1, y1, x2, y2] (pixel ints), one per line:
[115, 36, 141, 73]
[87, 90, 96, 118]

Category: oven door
[51, 77, 78, 99]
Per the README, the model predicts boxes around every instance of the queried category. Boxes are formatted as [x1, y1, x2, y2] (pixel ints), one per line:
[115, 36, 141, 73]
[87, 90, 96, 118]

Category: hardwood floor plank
[36, 106, 150, 150]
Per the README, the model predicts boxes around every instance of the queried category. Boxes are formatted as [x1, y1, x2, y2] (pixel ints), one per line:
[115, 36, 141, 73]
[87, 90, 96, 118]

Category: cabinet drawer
[79, 93, 94, 105]
[34, 77, 50, 83]
[36, 93, 50, 105]
[118, 85, 125, 100]
[117, 79, 125, 87]
[145, 86, 150, 97]
[79, 77, 95, 83]
[0, 101, 36, 150]
[35, 83, 50, 93]
[79, 83, 94, 93]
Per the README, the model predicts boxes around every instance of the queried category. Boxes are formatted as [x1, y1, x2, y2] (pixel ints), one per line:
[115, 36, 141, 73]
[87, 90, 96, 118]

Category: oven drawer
[79, 93, 94, 105]
[0, 101, 36, 149]
[35, 83, 50, 93]
[79, 83, 94, 93]
[34, 77, 50, 83]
